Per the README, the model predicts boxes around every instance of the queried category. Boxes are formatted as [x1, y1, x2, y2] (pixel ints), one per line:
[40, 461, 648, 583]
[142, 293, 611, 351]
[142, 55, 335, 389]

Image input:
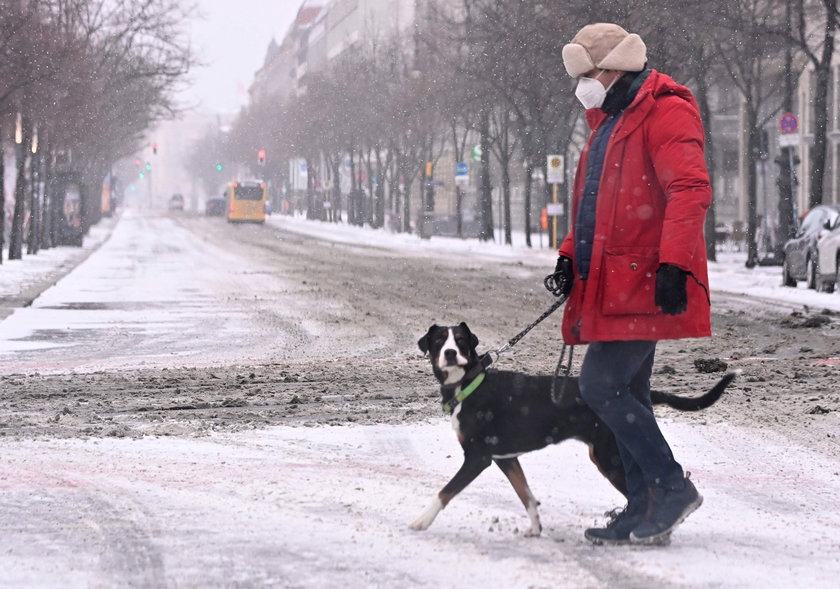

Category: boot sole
[584, 530, 632, 546]
[630, 495, 703, 545]
[585, 531, 672, 547]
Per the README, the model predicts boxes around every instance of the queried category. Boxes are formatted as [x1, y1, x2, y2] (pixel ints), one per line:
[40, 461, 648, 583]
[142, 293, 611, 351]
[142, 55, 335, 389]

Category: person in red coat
[548, 23, 712, 546]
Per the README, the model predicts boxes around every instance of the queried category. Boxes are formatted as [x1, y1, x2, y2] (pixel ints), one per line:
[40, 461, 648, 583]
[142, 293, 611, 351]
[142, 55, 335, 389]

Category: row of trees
[0, 0, 193, 263]
[208, 0, 838, 263]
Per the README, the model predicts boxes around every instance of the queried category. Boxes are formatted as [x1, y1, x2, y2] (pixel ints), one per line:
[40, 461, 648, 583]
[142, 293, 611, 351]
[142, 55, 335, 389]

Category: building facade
[249, 1, 840, 245]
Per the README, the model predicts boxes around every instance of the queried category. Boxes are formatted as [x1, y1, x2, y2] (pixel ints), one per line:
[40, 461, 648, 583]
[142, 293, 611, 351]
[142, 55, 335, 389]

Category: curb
[0, 214, 121, 321]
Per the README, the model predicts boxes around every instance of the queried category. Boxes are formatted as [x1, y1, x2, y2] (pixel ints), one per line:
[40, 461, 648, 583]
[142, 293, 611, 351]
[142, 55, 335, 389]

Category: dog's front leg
[495, 457, 542, 537]
[410, 451, 492, 531]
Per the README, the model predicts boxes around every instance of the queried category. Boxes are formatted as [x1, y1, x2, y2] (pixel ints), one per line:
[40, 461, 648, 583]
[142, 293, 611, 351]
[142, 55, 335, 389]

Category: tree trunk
[365, 146, 375, 225]
[349, 148, 361, 226]
[9, 117, 32, 260]
[501, 158, 511, 245]
[524, 162, 533, 248]
[373, 148, 386, 229]
[402, 167, 411, 234]
[0, 140, 5, 264]
[387, 151, 399, 230]
[695, 69, 718, 262]
[808, 60, 832, 208]
[478, 108, 493, 241]
[40, 143, 53, 250]
[27, 146, 40, 255]
[450, 120, 468, 239]
[806, 3, 837, 208]
[397, 154, 412, 234]
[331, 156, 342, 223]
[745, 115, 760, 268]
[305, 157, 316, 220]
[775, 30, 797, 259]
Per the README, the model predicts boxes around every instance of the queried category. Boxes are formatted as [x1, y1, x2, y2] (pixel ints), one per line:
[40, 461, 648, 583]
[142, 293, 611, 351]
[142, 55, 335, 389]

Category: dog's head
[418, 322, 480, 385]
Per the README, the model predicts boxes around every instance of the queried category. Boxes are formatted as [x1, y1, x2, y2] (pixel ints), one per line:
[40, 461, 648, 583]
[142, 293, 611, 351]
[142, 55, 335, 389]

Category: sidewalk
[0, 215, 119, 321]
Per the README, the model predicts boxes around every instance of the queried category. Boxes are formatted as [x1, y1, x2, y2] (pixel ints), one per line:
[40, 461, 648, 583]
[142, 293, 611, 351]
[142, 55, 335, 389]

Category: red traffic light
[152, 142, 158, 155]
[134, 158, 141, 167]
[257, 149, 266, 165]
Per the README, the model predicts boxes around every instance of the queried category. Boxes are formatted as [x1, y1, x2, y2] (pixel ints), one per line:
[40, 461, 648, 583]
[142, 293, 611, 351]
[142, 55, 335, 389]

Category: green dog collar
[442, 372, 486, 413]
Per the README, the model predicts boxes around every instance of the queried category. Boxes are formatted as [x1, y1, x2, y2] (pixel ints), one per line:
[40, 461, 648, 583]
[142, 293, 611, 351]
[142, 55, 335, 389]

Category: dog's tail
[651, 372, 736, 411]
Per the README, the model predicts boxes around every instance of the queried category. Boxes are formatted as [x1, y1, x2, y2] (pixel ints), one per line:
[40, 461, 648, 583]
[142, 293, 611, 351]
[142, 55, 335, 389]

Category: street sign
[455, 161, 469, 185]
[546, 154, 565, 183]
[779, 133, 800, 147]
[779, 112, 798, 134]
[547, 203, 564, 216]
[471, 144, 482, 161]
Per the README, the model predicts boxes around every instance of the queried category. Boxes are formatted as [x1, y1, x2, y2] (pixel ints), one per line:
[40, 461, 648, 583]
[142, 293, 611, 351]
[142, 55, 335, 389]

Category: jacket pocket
[599, 248, 660, 316]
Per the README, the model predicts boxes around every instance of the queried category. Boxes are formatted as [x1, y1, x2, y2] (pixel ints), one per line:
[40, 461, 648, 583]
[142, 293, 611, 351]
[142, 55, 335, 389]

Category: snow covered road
[2, 420, 838, 588]
[0, 209, 838, 587]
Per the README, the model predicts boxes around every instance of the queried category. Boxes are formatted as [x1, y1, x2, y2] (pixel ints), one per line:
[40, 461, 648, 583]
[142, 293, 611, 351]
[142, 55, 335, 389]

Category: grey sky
[185, 1, 301, 114]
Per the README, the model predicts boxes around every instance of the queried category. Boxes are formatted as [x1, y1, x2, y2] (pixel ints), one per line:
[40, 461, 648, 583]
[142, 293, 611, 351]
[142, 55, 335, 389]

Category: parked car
[815, 213, 840, 293]
[168, 193, 185, 211]
[205, 197, 226, 216]
[781, 205, 840, 288]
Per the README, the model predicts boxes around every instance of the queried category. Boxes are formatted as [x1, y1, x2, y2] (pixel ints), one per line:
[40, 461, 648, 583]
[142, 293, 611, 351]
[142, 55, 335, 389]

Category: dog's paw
[523, 525, 542, 538]
[410, 498, 442, 531]
[409, 518, 429, 531]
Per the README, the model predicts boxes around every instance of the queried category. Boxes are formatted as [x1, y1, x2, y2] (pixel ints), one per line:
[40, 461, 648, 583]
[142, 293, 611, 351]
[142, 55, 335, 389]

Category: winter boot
[584, 500, 646, 546]
[630, 475, 702, 545]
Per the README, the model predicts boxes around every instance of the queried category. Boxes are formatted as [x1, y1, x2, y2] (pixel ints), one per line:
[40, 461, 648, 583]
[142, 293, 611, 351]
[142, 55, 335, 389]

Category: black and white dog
[411, 322, 735, 536]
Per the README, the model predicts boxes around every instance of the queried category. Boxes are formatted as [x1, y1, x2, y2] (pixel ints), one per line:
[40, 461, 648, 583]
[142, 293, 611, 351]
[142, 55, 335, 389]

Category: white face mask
[575, 70, 614, 110]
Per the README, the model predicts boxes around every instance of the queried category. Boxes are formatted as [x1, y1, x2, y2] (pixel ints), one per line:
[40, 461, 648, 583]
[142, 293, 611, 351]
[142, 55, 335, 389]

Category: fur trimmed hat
[562, 23, 647, 78]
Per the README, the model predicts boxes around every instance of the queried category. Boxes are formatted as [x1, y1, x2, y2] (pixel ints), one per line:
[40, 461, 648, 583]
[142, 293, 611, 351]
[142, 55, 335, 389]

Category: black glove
[655, 263, 688, 315]
[544, 256, 574, 297]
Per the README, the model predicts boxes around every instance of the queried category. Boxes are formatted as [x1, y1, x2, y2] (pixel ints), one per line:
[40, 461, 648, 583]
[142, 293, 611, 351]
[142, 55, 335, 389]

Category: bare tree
[707, 0, 792, 267]
[1, 0, 193, 259]
[773, 0, 838, 208]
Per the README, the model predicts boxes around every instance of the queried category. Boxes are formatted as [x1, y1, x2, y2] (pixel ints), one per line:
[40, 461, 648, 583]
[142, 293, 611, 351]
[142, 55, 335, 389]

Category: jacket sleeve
[558, 232, 575, 260]
[647, 96, 711, 272]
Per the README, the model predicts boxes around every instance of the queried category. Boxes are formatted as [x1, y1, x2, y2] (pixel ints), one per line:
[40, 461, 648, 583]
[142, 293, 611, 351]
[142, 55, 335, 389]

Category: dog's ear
[418, 325, 438, 354]
[458, 322, 479, 350]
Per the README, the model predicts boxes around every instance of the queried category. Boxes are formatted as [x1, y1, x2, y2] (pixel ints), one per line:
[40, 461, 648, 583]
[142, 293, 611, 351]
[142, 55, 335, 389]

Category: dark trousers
[579, 340, 684, 503]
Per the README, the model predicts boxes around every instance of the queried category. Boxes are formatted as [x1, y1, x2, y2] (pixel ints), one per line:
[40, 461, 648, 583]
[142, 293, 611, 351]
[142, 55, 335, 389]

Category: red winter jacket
[558, 69, 712, 344]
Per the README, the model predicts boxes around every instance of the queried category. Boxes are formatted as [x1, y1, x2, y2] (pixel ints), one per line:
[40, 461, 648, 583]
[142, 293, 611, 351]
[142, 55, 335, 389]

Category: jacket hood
[586, 69, 698, 130]
[642, 69, 696, 103]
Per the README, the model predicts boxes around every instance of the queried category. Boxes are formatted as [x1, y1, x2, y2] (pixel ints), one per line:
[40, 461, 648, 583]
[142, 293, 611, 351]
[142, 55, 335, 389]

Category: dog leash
[471, 294, 567, 374]
[551, 343, 575, 404]
[490, 294, 567, 360]
[489, 294, 574, 405]
[442, 295, 569, 414]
